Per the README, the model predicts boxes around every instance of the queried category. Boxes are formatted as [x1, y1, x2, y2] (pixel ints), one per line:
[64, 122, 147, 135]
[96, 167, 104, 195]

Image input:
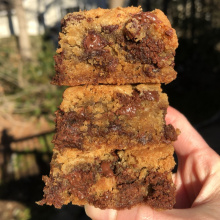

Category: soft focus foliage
[0, 36, 65, 121]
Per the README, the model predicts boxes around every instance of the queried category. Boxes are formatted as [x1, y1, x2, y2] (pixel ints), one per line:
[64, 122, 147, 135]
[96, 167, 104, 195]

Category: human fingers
[85, 107, 220, 220]
[165, 106, 210, 157]
[85, 205, 155, 220]
[85, 203, 219, 220]
[85, 205, 175, 220]
[166, 106, 219, 184]
[85, 205, 117, 220]
[166, 106, 220, 208]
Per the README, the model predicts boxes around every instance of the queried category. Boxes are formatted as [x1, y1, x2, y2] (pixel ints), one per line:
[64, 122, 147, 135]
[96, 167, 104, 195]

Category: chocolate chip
[141, 91, 159, 101]
[102, 56, 118, 72]
[133, 12, 161, 25]
[62, 14, 86, 28]
[124, 12, 161, 42]
[116, 105, 137, 117]
[102, 25, 119, 33]
[87, 17, 93, 22]
[124, 18, 141, 41]
[124, 35, 165, 65]
[165, 29, 174, 37]
[68, 14, 86, 22]
[164, 124, 177, 141]
[101, 161, 114, 177]
[83, 31, 108, 51]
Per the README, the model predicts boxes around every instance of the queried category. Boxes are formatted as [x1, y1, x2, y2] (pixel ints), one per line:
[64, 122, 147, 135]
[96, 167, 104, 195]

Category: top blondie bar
[52, 7, 178, 86]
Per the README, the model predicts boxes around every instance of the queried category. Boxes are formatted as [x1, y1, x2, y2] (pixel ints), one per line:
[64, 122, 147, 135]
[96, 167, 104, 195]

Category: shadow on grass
[0, 129, 91, 220]
[0, 175, 90, 220]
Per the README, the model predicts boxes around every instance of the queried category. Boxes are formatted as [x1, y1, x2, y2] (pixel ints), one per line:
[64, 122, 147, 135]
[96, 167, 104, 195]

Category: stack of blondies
[38, 6, 179, 210]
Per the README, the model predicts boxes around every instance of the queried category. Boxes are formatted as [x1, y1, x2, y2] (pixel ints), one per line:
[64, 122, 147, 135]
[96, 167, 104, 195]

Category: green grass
[0, 36, 65, 119]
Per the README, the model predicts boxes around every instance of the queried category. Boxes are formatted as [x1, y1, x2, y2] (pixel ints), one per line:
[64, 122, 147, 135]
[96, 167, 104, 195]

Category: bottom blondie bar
[38, 143, 175, 209]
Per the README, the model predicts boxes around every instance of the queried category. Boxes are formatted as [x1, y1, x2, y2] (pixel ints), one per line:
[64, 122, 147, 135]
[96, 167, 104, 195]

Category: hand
[85, 106, 220, 220]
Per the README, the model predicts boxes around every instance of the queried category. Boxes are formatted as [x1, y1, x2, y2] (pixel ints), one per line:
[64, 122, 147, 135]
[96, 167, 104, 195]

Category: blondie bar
[38, 143, 176, 209]
[53, 84, 177, 151]
[52, 7, 178, 86]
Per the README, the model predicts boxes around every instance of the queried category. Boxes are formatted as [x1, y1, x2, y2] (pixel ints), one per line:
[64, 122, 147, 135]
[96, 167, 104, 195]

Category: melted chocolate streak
[82, 31, 166, 72]
[80, 12, 172, 73]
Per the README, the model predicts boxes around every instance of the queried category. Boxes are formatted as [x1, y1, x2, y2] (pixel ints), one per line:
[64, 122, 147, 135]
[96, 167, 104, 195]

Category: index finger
[165, 106, 210, 157]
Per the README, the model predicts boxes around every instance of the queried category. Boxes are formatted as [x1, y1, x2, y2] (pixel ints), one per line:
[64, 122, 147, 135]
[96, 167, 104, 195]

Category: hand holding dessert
[85, 106, 220, 220]
[38, 7, 180, 210]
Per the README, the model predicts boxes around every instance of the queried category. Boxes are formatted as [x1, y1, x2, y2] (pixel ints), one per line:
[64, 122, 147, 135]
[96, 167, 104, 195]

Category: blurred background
[0, 0, 219, 219]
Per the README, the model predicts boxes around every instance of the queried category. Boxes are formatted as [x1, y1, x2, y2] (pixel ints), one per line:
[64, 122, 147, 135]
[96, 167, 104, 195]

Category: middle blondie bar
[53, 84, 177, 151]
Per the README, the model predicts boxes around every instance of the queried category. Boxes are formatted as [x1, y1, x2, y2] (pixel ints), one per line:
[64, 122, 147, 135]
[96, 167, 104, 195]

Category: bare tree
[109, 0, 126, 8]
[12, 0, 32, 61]
[5, 1, 15, 35]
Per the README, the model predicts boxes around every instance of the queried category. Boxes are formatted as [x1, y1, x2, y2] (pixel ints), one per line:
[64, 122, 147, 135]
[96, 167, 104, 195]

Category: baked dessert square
[52, 84, 177, 151]
[38, 143, 176, 209]
[38, 84, 178, 209]
[52, 7, 178, 86]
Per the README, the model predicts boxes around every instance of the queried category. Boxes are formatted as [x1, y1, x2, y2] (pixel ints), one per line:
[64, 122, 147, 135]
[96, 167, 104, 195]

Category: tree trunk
[13, 0, 32, 61]
[6, 1, 15, 35]
[109, 0, 126, 8]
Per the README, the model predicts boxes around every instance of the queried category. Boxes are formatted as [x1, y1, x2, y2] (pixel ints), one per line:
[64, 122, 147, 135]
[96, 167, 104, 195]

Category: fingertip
[166, 106, 210, 156]
[84, 205, 143, 220]
[166, 106, 187, 126]
[84, 204, 178, 220]
[85, 205, 117, 220]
